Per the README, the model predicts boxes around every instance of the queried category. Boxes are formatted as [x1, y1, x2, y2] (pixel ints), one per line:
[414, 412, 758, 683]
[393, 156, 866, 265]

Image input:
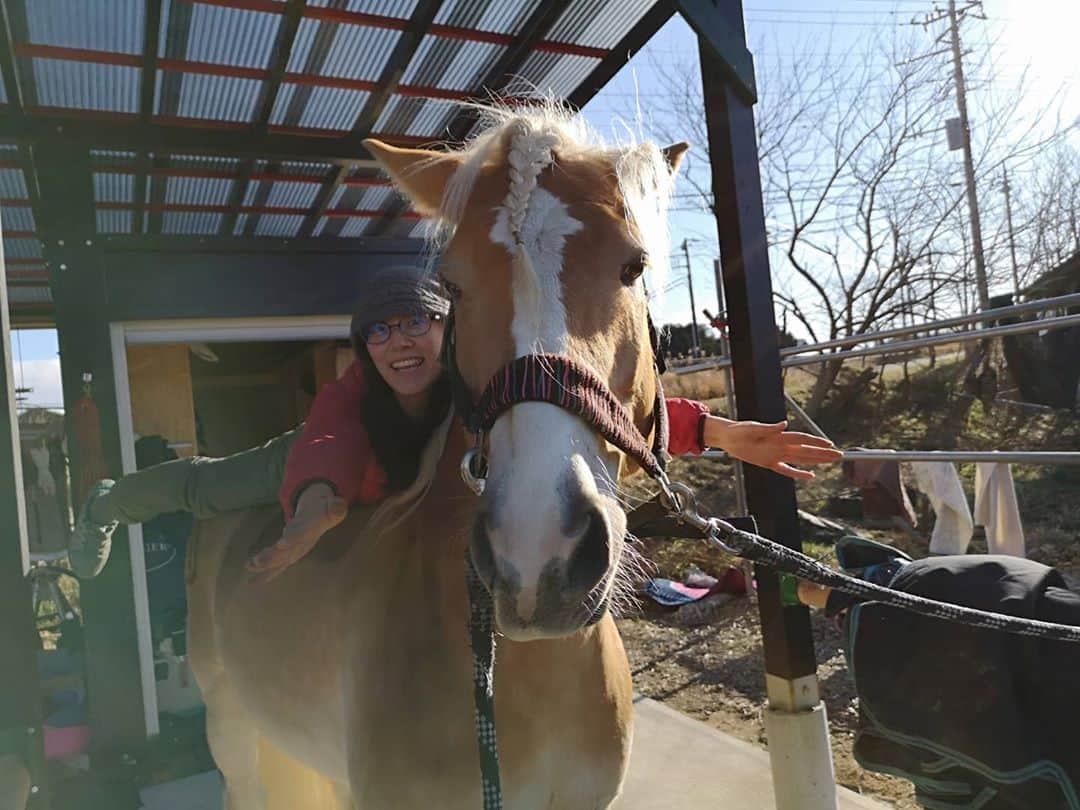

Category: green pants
[90, 427, 301, 525]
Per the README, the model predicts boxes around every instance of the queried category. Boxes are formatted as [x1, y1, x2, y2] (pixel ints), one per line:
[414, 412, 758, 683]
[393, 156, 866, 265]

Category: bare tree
[637, 25, 1078, 415]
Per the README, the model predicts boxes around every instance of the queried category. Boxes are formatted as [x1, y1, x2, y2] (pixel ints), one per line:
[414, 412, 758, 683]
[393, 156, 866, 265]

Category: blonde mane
[424, 100, 676, 290]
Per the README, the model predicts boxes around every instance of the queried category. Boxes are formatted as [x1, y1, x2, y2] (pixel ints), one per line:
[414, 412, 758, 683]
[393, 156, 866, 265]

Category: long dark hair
[355, 345, 451, 492]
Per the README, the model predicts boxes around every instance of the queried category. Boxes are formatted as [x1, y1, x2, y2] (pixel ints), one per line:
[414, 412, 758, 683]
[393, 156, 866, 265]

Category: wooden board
[126, 344, 198, 457]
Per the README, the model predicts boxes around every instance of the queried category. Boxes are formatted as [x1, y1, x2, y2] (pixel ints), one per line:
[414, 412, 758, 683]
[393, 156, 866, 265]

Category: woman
[70, 264, 841, 581]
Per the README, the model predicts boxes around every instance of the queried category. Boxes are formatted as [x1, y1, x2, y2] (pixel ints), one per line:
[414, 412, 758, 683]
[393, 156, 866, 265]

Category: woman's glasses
[360, 313, 440, 346]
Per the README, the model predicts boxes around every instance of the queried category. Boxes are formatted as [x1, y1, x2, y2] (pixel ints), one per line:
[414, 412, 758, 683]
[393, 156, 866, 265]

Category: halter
[442, 310, 671, 495]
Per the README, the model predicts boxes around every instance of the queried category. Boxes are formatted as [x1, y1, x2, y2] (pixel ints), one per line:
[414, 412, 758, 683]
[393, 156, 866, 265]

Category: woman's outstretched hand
[247, 482, 348, 584]
[704, 417, 842, 480]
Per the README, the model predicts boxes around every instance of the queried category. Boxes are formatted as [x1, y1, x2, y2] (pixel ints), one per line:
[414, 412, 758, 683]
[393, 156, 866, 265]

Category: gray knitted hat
[350, 264, 450, 346]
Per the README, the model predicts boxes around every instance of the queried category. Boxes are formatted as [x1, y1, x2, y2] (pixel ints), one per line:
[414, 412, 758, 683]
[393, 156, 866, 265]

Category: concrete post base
[764, 702, 838, 810]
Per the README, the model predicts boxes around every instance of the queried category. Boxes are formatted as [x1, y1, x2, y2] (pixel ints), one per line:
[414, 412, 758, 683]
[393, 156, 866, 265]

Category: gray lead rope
[661, 481, 1080, 643]
[466, 557, 503, 810]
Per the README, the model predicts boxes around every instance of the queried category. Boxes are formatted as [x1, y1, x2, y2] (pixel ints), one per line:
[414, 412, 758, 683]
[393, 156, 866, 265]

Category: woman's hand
[247, 482, 348, 583]
[703, 417, 842, 480]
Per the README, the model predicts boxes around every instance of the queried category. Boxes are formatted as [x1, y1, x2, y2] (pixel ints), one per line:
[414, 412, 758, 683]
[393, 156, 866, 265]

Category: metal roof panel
[264, 181, 320, 209]
[402, 36, 505, 90]
[271, 84, 371, 131]
[548, 0, 656, 48]
[8, 286, 53, 304]
[515, 52, 600, 98]
[163, 211, 223, 234]
[4, 239, 43, 259]
[1, 206, 35, 232]
[337, 217, 377, 237]
[254, 214, 305, 237]
[0, 169, 29, 199]
[373, 96, 455, 136]
[305, 0, 420, 17]
[93, 172, 134, 203]
[433, 0, 542, 34]
[316, 25, 402, 81]
[26, 0, 144, 54]
[96, 209, 133, 234]
[185, 3, 282, 68]
[33, 59, 139, 113]
[172, 74, 263, 122]
[165, 176, 233, 206]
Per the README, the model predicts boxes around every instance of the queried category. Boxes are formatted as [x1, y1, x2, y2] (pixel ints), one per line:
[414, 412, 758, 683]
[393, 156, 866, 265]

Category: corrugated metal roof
[433, 0, 542, 35]
[254, 214, 305, 237]
[93, 173, 134, 203]
[373, 96, 455, 136]
[549, 0, 656, 48]
[264, 182, 320, 209]
[2, 206, 36, 232]
[305, 0, 420, 17]
[515, 52, 600, 98]
[96, 209, 133, 234]
[8, 286, 53, 304]
[4, 239, 43, 259]
[233, 214, 248, 235]
[168, 154, 241, 171]
[402, 36, 505, 90]
[313, 216, 330, 236]
[352, 186, 396, 210]
[270, 84, 371, 131]
[0, 75, 6, 104]
[280, 161, 334, 177]
[0, 169, 29, 199]
[185, 3, 282, 69]
[293, 24, 401, 81]
[337, 217, 377, 237]
[165, 176, 233, 206]
[26, 0, 144, 55]
[172, 74, 263, 122]
[34, 59, 139, 113]
[163, 211, 223, 234]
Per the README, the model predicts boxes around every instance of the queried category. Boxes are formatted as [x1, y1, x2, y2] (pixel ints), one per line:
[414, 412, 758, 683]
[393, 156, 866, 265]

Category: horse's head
[365, 106, 686, 640]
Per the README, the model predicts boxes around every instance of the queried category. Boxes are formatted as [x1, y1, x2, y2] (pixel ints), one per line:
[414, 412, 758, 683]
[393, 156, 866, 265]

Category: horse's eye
[439, 274, 462, 300]
[620, 256, 648, 286]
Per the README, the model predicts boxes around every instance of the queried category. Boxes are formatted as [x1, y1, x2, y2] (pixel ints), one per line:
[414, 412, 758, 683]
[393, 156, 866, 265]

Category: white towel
[974, 463, 1025, 557]
[910, 462, 973, 555]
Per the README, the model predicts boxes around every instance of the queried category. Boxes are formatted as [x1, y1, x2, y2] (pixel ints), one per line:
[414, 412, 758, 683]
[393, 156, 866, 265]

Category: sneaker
[68, 480, 118, 578]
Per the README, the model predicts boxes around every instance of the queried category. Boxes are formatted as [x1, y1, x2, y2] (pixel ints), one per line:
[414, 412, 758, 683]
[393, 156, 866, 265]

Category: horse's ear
[363, 139, 462, 217]
[661, 142, 690, 175]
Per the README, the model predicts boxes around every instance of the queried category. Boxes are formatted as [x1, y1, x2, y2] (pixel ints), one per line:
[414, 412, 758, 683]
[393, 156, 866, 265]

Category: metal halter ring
[460, 446, 488, 496]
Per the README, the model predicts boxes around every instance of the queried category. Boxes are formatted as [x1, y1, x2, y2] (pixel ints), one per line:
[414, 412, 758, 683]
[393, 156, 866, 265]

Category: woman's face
[364, 313, 445, 401]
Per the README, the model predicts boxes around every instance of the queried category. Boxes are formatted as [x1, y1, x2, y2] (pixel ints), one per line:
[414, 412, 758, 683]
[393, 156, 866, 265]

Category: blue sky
[12, 0, 1078, 408]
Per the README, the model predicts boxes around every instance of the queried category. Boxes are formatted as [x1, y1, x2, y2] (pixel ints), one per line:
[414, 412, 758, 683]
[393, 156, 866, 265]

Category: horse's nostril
[566, 506, 610, 595]
[469, 512, 496, 590]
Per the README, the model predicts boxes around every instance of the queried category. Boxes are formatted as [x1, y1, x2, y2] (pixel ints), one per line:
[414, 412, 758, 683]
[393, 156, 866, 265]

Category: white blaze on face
[486, 188, 611, 621]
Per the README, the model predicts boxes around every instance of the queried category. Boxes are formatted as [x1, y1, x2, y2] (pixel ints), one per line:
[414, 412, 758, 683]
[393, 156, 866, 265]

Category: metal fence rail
[676, 311, 1080, 374]
[701, 449, 1080, 464]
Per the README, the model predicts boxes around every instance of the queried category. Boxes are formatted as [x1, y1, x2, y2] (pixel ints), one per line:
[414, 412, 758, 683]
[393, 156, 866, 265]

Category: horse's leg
[203, 677, 265, 810]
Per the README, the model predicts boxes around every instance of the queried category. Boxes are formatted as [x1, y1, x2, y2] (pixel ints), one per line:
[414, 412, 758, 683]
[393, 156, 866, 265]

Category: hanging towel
[909, 462, 974, 555]
[974, 463, 1025, 557]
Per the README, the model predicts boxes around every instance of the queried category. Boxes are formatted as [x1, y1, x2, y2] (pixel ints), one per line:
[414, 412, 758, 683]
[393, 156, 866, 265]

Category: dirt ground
[615, 357, 1080, 809]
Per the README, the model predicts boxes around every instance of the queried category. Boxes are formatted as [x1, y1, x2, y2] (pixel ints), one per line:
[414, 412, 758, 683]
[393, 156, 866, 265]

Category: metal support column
[32, 141, 149, 773]
[690, 1, 837, 806]
[0, 215, 50, 808]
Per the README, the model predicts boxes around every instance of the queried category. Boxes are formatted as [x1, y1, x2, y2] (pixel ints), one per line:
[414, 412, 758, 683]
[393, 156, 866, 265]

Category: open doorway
[110, 317, 352, 735]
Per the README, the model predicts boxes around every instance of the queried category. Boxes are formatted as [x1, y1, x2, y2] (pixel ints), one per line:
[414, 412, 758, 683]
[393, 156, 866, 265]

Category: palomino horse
[187, 103, 688, 809]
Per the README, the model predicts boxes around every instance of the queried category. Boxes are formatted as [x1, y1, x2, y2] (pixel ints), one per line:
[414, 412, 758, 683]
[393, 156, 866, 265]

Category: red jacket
[279, 361, 709, 517]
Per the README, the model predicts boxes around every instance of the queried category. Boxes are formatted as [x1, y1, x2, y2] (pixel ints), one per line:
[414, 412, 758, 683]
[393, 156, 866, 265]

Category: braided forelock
[503, 120, 559, 246]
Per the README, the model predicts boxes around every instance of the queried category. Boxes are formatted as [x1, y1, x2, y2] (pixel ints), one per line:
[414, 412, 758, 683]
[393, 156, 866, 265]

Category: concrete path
[139, 700, 893, 809]
[616, 697, 891, 809]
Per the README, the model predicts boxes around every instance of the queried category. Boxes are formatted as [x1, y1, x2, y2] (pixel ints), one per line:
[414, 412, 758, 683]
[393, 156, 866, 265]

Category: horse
[186, 102, 688, 809]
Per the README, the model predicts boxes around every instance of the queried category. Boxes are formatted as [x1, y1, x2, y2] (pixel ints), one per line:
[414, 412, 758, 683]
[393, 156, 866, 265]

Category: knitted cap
[349, 264, 450, 346]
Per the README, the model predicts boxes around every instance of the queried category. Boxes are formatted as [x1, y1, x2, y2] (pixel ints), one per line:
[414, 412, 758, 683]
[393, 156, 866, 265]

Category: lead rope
[466, 557, 503, 810]
[661, 482, 1080, 643]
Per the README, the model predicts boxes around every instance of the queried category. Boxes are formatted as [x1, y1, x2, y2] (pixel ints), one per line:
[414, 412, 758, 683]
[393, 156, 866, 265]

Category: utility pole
[1001, 165, 1022, 298]
[946, 0, 991, 310]
[681, 238, 700, 355]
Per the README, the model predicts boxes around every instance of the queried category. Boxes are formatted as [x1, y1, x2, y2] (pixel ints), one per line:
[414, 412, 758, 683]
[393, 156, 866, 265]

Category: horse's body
[188, 425, 633, 809]
[189, 102, 685, 808]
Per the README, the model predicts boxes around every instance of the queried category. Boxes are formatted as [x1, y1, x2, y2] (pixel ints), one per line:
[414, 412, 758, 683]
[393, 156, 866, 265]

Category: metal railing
[676, 309, 1080, 374]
